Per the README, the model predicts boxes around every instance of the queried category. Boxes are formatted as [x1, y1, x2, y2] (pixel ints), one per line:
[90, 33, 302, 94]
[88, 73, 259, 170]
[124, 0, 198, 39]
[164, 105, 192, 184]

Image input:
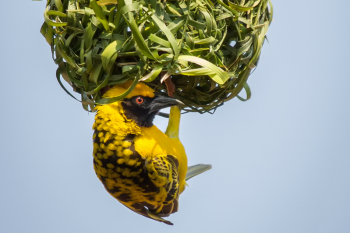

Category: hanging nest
[41, 0, 273, 113]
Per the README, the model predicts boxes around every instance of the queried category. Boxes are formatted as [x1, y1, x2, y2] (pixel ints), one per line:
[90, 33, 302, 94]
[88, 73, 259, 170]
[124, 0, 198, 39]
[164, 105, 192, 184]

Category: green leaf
[113, 0, 125, 33]
[236, 36, 253, 57]
[122, 65, 135, 73]
[81, 92, 95, 112]
[56, 67, 80, 102]
[140, 64, 163, 82]
[190, 48, 209, 52]
[124, 12, 156, 60]
[56, 41, 79, 69]
[228, 1, 254, 11]
[166, 4, 182, 16]
[178, 68, 215, 76]
[66, 64, 84, 86]
[96, 75, 140, 104]
[101, 40, 119, 73]
[85, 74, 111, 95]
[149, 34, 171, 48]
[168, 15, 187, 33]
[54, 0, 64, 12]
[200, 9, 212, 36]
[214, 26, 227, 51]
[237, 81, 251, 101]
[97, 0, 118, 5]
[216, 13, 233, 21]
[177, 55, 230, 84]
[268, 0, 274, 25]
[66, 31, 83, 47]
[188, 19, 206, 30]
[229, 67, 251, 98]
[151, 15, 179, 59]
[89, 61, 103, 83]
[44, 6, 67, 27]
[194, 37, 217, 45]
[120, 2, 140, 14]
[84, 23, 97, 50]
[40, 22, 54, 45]
[90, 0, 110, 31]
[217, 0, 239, 17]
[47, 10, 67, 18]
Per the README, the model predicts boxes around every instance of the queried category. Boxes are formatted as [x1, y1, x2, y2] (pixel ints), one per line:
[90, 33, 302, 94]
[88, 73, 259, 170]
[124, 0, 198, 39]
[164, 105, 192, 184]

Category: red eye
[135, 97, 144, 104]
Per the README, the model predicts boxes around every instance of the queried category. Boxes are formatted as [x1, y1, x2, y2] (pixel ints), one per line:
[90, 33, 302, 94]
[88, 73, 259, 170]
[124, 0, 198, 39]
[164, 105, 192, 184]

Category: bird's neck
[121, 101, 156, 128]
[93, 103, 141, 137]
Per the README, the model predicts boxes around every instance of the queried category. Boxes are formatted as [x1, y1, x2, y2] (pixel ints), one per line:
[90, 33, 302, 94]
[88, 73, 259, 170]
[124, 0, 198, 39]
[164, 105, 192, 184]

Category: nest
[41, 0, 273, 114]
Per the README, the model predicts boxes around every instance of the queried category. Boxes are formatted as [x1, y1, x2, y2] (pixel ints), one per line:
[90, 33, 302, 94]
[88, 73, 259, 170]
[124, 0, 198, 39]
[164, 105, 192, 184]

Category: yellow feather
[103, 80, 155, 99]
[92, 81, 188, 225]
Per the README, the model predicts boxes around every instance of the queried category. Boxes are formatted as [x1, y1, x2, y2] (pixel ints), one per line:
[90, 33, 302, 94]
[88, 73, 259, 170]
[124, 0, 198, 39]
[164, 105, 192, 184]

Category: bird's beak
[148, 96, 184, 113]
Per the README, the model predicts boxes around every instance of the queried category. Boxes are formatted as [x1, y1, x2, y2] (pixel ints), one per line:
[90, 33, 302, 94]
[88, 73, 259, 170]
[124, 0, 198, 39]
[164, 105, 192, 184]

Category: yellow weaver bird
[92, 81, 189, 225]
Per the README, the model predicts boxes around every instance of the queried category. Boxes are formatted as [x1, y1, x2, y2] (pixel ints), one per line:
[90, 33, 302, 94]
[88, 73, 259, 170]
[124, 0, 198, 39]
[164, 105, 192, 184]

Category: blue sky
[1, 1, 349, 232]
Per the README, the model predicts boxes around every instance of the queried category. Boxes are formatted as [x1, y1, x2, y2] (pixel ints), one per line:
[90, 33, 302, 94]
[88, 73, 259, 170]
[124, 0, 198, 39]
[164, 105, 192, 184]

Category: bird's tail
[126, 205, 174, 225]
[186, 164, 212, 181]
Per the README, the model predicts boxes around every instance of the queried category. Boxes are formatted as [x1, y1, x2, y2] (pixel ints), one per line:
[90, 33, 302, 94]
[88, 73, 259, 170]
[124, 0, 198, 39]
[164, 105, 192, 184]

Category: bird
[92, 80, 189, 225]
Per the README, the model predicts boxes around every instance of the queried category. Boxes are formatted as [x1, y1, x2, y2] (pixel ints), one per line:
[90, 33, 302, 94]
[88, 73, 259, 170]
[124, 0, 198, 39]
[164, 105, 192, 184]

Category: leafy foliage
[41, 0, 273, 113]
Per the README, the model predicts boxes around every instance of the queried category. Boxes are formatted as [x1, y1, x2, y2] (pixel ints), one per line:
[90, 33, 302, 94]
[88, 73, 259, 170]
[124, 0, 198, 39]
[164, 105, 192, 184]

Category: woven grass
[41, 0, 273, 113]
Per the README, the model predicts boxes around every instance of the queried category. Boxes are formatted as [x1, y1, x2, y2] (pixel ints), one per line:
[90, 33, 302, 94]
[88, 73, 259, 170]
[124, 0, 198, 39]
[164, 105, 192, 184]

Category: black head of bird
[121, 95, 183, 127]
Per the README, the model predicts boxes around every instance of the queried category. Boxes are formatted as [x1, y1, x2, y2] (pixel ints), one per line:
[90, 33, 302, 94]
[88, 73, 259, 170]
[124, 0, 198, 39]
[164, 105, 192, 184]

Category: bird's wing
[126, 154, 179, 225]
[93, 129, 179, 225]
[186, 164, 212, 181]
[125, 204, 174, 225]
[145, 154, 180, 215]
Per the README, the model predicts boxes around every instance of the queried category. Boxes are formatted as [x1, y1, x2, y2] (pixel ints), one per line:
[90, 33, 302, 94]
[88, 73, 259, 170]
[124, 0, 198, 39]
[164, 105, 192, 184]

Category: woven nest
[41, 0, 273, 114]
